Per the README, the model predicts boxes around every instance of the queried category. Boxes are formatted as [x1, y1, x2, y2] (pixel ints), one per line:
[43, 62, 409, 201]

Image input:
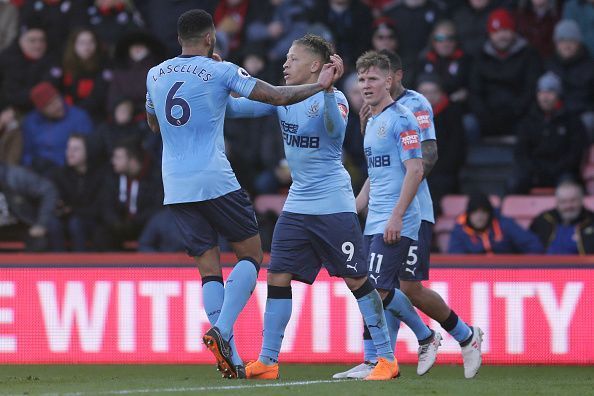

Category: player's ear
[386, 73, 393, 91]
[310, 60, 321, 74]
[394, 69, 403, 82]
[177, 35, 182, 47]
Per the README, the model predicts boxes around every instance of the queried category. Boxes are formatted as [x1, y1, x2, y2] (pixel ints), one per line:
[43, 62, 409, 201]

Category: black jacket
[50, 166, 104, 220]
[545, 49, 594, 114]
[0, 162, 57, 227]
[530, 209, 594, 255]
[515, 105, 586, 183]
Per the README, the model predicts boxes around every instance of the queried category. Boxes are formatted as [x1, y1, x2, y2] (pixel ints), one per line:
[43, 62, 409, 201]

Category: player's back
[363, 102, 421, 240]
[146, 55, 256, 204]
[397, 89, 436, 223]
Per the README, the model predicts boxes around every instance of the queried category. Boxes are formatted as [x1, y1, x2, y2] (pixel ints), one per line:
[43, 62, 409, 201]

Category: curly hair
[293, 34, 333, 63]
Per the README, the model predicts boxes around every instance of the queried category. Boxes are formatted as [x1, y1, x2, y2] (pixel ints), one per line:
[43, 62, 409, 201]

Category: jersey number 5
[166, 81, 191, 127]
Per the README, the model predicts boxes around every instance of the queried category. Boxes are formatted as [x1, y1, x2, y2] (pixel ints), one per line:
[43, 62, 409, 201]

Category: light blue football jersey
[397, 89, 436, 224]
[363, 102, 422, 240]
[145, 56, 256, 204]
[226, 90, 356, 215]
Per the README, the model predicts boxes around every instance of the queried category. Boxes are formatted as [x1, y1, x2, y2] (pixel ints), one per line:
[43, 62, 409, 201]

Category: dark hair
[378, 49, 402, 72]
[177, 9, 214, 42]
[113, 138, 144, 163]
[465, 193, 494, 230]
[356, 50, 391, 74]
[293, 34, 333, 63]
[63, 28, 103, 79]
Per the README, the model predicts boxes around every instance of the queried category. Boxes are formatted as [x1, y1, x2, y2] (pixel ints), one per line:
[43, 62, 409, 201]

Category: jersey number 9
[166, 81, 191, 127]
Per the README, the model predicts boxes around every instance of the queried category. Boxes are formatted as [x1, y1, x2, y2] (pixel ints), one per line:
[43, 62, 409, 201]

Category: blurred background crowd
[0, 0, 593, 255]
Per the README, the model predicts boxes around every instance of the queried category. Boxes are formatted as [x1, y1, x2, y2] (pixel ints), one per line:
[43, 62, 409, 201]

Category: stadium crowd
[0, 0, 593, 254]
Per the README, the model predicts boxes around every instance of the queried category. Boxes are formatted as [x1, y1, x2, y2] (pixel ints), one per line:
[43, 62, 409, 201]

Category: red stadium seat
[254, 194, 287, 215]
[501, 195, 555, 228]
[440, 195, 501, 218]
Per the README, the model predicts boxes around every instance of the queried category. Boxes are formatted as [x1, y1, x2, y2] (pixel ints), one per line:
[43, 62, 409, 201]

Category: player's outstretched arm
[248, 61, 341, 106]
[356, 177, 370, 213]
[226, 97, 276, 119]
[146, 112, 160, 133]
[421, 140, 438, 178]
[384, 158, 423, 244]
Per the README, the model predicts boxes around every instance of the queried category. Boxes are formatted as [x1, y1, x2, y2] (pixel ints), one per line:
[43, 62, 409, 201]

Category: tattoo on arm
[249, 80, 322, 106]
[421, 140, 438, 178]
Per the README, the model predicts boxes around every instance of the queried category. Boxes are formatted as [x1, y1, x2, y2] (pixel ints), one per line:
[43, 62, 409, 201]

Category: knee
[344, 276, 367, 291]
[267, 272, 292, 287]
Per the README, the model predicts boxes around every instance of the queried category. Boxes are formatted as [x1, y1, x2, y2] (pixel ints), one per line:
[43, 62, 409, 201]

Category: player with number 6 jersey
[145, 10, 342, 380]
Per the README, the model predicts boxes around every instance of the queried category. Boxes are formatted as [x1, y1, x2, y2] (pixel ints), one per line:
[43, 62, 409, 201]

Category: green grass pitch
[1, 364, 593, 396]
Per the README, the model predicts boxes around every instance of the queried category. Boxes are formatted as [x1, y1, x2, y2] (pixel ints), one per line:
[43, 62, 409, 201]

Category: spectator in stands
[48, 134, 103, 251]
[314, 0, 373, 68]
[469, 8, 542, 138]
[416, 20, 471, 106]
[370, 17, 398, 54]
[416, 74, 466, 214]
[85, 0, 144, 50]
[562, 0, 594, 57]
[213, 0, 250, 58]
[509, 72, 586, 193]
[0, 23, 59, 112]
[530, 180, 594, 254]
[107, 31, 165, 119]
[453, 0, 497, 58]
[22, 82, 93, 176]
[136, 0, 218, 57]
[0, 0, 18, 52]
[90, 97, 154, 167]
[244, 0, 312, 70]
[546, 20, 594, 140]
[448, 192, 544, 254]
[97, 140, 162, 250]
[515, 0, 560, 59]
[138, 209, 184, 252]
[0, 161, 58, 252]
[18, 0, 86, 52]
[254, 159, 292, 195]
[0, 106, 22, 164]
[57, 28, 111, 121]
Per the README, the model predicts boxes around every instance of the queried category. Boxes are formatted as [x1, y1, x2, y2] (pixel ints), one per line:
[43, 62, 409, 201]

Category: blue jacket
[22, 104, 93, 169]
[448, 213, 544, 254]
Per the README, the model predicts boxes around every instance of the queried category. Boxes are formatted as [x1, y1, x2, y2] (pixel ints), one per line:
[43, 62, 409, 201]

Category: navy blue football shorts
[168, 189, 259, 257]
[399, 220, 432, 281]
[365, 234, 414, 291]
[269, 211, 368, 284]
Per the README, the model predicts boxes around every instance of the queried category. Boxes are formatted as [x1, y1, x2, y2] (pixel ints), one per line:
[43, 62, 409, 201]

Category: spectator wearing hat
[452, 0, 498, 58]
[509, 71, 587, 193]
[530, 179, 594, 255]
[448, 192, 544, 254]
[515, 0, 560, 59]
[469, 8, 542, 138]
[562, 0, 594, 57]
[0, 23, 59, 112]
[546, 19, 594, 139]
[22, 82, 93, 176]
[416, 74, 466, 214]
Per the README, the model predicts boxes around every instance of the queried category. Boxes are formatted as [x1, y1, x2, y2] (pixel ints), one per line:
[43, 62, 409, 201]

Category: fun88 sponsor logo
[365, 146, 391, 168]
[281, 121, 320, 148]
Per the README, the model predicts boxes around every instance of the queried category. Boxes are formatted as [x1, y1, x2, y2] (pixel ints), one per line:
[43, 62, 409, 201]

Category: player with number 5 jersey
[145, 10, 342, 380]
[225, 35, 399, 381]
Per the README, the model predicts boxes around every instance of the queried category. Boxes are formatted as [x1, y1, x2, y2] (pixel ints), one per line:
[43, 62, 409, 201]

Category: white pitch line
[44, 379, 349, 396]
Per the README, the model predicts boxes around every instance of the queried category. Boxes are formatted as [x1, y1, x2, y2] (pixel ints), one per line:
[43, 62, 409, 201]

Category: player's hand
[384, 215, 402, 245]
[359, 104, 371, 134]
[318, 63, 337, 91]
[211, 53, 223, 62]
[329, 54, 344, 83]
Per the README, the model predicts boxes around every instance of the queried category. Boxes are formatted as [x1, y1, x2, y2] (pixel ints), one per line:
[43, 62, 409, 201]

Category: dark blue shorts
[399, 220, 432, 281]
[365, 234, 413, 291]
[168, 189, 259, 257]
[269, 211, 367, 284]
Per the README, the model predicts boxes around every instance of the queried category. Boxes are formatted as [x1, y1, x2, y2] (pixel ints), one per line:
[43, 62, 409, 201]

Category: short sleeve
[334, 90, 350, 120]
[412, 97, 436, 141]
[145, 69, 155, 115]
[221, 61, 257, 98]
[394, 115, 422, 162]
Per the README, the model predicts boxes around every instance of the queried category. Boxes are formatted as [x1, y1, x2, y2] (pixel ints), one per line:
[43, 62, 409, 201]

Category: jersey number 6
[166, 81, 191, 127]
